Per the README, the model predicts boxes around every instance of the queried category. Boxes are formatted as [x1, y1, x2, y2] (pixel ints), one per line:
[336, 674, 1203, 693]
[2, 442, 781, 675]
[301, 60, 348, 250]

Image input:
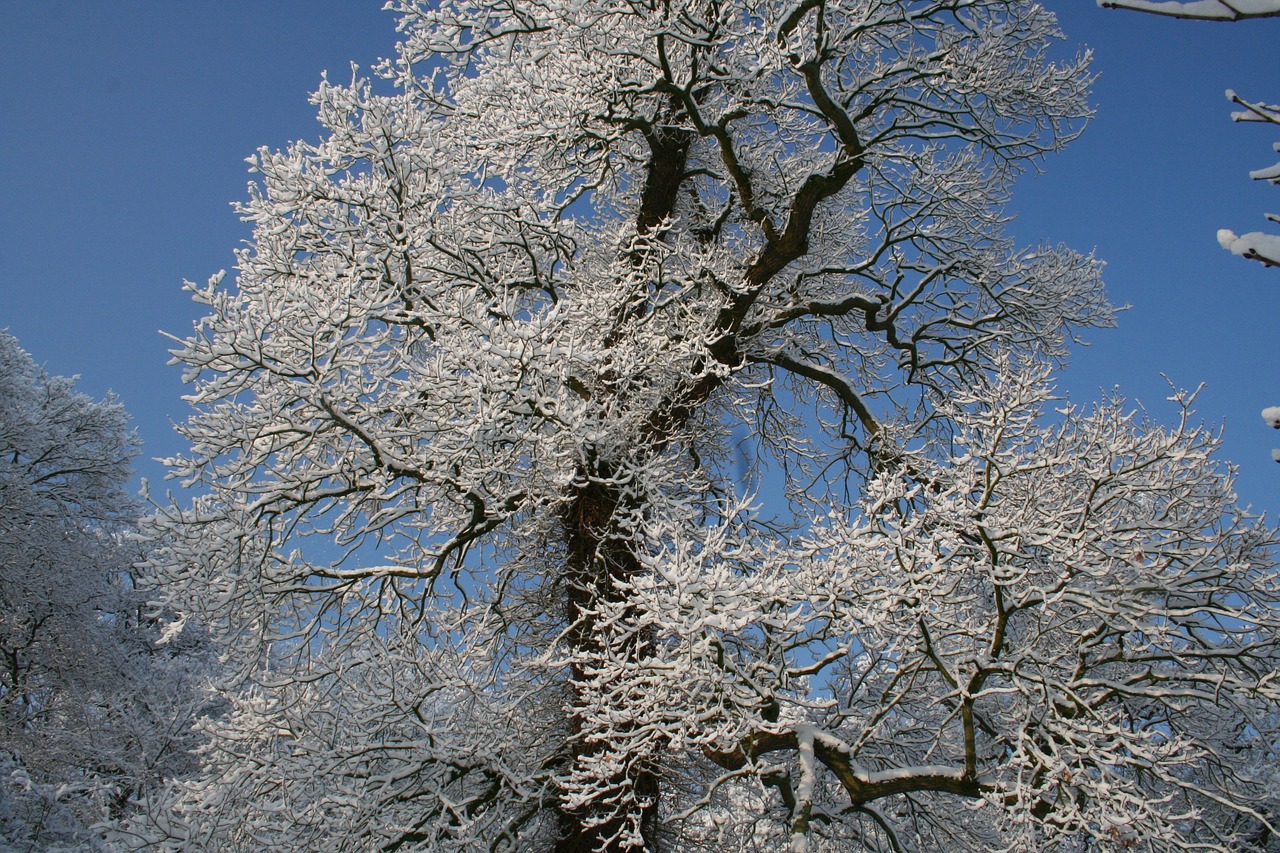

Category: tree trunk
[555, 465, 661, 852]
[551, 116, 692, 853]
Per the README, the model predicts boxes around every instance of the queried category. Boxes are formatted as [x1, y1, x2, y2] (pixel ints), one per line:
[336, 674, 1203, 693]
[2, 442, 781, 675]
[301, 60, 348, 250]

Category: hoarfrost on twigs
[134, 3, 1279, 851]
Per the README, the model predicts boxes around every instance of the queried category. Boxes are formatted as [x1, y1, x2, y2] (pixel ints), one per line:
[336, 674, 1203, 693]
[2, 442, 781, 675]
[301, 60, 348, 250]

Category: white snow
[1101, 0, 1280, 19]
[1218, 229, 1280, 265]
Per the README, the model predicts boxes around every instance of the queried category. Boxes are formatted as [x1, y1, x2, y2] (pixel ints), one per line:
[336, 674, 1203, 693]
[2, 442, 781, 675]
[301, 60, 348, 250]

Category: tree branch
[1099, 0, 1280, 21]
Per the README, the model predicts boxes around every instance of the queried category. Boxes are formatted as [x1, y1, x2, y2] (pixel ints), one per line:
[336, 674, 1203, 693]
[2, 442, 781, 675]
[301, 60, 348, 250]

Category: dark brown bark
[636, 126, 694, 236]
[704, 730, 988, 806]
[555, 463, 661, 852]
[553, 116, 693, 853]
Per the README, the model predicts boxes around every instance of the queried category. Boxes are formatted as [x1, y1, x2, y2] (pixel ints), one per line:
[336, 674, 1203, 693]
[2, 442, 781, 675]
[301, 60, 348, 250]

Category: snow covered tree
[141, 2, 1277, 850]
[0, 331, 212, 850]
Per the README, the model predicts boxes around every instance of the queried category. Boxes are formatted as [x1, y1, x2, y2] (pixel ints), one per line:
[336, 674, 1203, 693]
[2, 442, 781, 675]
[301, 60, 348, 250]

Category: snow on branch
[1098, 0, 1280, 19]
[1100, 2, 1280, 270]
[1216, 91, 1280, 267]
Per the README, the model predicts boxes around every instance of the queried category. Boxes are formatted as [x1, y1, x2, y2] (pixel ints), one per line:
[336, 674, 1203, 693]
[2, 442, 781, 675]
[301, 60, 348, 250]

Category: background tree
[0, 331, 211, 851]
[139, 2, 1276, 850]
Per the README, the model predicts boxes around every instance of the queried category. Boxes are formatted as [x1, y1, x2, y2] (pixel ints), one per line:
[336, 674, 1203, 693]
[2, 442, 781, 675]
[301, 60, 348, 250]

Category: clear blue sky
[2, 2, 1277, 514]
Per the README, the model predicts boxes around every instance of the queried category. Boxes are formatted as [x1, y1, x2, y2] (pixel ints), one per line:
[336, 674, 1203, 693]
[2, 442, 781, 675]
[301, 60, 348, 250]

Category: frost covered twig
[1098, 0, 1280, 20]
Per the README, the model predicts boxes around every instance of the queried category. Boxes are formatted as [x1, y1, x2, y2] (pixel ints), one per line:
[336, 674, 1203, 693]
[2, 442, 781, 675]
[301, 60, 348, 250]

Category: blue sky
[1, 2, 1277, 514]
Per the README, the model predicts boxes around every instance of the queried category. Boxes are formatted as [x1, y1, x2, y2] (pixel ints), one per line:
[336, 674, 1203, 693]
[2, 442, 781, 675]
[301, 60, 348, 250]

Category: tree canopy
[0, 331, 210, 850]
[137, 2, 1279, 850]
